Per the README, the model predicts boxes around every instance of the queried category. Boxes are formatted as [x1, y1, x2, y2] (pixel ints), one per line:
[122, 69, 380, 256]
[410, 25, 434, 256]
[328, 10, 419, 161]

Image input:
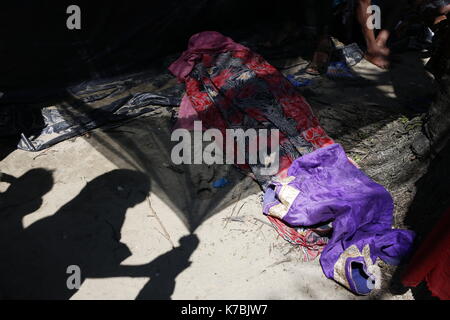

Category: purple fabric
[263, 143, 415, 294]
[168, 31, 248, 81]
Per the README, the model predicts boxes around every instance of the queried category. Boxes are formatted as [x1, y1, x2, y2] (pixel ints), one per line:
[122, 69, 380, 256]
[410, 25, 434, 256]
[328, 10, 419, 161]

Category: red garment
[170, 31, 334, 261]
[402, 208, 450, 300]
[171, 34, 334, 177]
[267, 216, 329, 262]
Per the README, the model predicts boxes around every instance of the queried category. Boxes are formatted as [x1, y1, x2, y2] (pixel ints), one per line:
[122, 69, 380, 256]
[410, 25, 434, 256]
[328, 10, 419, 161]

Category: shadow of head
[78, 169, 151, 209]
[179, 234, 200, 251]
[1, 168, 54, 214]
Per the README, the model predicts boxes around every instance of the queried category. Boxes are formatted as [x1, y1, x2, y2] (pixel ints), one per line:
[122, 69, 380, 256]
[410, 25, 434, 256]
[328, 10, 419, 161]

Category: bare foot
[306, 51, 329, 75]
[364, 52, 390, 69]
[306, 37, 333, 75]
[365, 46, 390, 69]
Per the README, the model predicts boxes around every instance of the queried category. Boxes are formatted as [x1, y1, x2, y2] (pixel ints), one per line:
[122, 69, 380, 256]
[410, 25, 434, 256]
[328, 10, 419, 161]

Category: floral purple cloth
[263, 143, 415, 294]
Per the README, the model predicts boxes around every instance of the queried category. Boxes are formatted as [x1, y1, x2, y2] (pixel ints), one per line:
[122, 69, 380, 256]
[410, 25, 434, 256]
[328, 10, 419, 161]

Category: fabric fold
[169, 31, 249, 81]
[263, 143, 415, 294]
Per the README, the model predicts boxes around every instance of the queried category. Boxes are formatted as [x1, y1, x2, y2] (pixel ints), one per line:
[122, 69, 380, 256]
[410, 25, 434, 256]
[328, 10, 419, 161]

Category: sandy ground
[0, 135, 413, 300]
[0, 51, 434, 300]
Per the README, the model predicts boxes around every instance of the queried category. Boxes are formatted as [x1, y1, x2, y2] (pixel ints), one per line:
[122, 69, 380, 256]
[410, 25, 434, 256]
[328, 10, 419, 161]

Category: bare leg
[376, 29, 391, 49]
[306, 35, 333, 75]
[304, 0, 334, 75]
[356, 0, 390, 69]
[376, 0, 407, 47]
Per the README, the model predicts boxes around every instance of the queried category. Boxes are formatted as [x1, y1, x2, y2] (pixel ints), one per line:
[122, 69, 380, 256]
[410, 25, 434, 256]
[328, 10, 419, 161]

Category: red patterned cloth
[170, 32, 333, 183]
[170, 31, 334, 260]
[268, 216, 330, 262]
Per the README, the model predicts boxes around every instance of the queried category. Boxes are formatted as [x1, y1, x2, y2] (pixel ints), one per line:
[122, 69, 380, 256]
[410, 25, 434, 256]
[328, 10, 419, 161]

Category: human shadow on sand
[0, 168, 198, 299]
[135, 234, 199, 300]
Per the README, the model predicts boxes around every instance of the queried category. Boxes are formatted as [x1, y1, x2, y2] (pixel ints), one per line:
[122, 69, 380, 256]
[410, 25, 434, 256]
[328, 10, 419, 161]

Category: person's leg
[375, 29, 390, 49]
[356, 0, 390, 68]
[306, 0, 334, 75]
[357, 0, 381, 52]
[376, 0, 408, 48]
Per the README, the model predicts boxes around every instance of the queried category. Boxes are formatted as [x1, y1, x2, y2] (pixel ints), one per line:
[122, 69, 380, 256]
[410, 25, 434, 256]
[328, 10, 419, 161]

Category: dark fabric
[300, 0, 334, 34]
[0, 1, 208, 98]
[10, 69, 184, 151]
[0, 0, 302, 101]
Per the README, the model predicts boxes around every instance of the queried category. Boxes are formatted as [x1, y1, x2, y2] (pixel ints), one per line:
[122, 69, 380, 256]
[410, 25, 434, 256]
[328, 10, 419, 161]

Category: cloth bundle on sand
[170, 31, 334, 261]
[170, 31, 414, 294]
[263, 144, 414, 295]
[170, 31, 334, 185]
